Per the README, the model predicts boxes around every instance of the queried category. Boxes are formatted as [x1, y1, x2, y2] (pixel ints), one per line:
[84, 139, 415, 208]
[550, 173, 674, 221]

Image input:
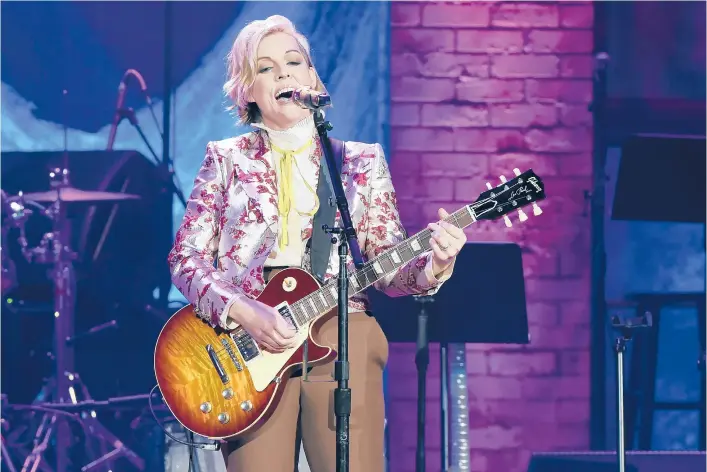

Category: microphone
[292, 87, 331, 110]
[123, 69, 163, 138]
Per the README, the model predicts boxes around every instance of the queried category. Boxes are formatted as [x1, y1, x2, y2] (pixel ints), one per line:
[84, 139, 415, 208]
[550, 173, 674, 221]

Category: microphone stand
[118, 108, 186, 207]
[314, 109, 364, 472]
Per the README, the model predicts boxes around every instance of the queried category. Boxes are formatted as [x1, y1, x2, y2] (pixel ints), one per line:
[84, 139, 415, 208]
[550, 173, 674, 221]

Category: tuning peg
[501, 172, 529, 222]
[533, 202, 543, 216]
[486, 181, 512, 227]
[513, 168, 522, 177]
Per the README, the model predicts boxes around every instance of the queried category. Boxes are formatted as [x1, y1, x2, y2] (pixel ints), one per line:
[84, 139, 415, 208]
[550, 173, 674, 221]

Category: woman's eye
[288, 61, 301, 66]
[258, 66, 272, 73]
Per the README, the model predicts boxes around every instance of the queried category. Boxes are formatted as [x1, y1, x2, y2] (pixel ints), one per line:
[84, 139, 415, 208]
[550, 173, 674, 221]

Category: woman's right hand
[229, 297, 297, 353]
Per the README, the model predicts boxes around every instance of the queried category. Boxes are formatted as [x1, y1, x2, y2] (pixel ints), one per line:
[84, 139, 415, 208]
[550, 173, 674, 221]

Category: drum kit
[1, 165, 150, 471]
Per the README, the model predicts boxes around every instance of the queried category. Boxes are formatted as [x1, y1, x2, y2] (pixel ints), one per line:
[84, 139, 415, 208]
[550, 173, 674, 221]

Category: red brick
[488, 351, 557, 376]
[491, 3, 559, 27]
[481, 399, 558, 425]
[391, 3, 421, 27]
[457, 78, 524, 103]
[529, 323, 590, 349]
[560, 3, 594, 28]
[525, 128, 592, 152]
[454, 176, 490, 202]
[421, 52, 489, 78]
[484, 449, 533, 472]
[391, 53, 422, 77]
[557, 152, 592, 177]
[391, 77, 455, 102]
[392, 127, 454, 151]
[526, 30, 594, 54]
[391, 28, 455, 54]
[468, 425, 522, 450]
[527, 302, 560, 326]
[421, 103, 488, 127]
[389, 152, 421, 178]
[557, 399, 591, 423]
[457, 30, 524, 54]
[558, 301, 591, 327]
[522, 249, 560, 278]
[522, 375, 590, 400]
[468, 376, 523, 400]
[560, 55, 594, 78]
[526, 79, 593, 103]
[489, 103, 558, 127]
[524, 277, 588, 302]
[454, 129, 526, 152]
[422, 3, 491, 27]
[391, 103, 420, 126]
[489, 152, 560, 178]
[521, 422, 590, 450]
[421, 153, 489, 178]
[492, 55, 559, 78]
[560, 350, 590, 375]
[560, 103, 592, 126]
[465, 349, 489, 375]
[397, 176, 456, 201]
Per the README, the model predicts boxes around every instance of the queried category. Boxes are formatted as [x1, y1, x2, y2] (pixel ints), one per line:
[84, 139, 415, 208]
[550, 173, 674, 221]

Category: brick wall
[387, 2, 594, 472]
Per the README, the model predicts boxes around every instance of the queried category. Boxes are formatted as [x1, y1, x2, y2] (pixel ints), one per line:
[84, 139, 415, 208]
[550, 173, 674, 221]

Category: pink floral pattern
[168, 132, 449, 330]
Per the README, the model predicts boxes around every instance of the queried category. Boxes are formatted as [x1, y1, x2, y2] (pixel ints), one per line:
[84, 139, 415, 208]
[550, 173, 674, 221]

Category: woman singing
[168, 15, 467, 472]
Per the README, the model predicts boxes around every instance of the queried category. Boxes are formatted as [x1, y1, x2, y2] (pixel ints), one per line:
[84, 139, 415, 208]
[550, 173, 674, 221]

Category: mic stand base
[610, 312, 652, 472]
[414, 296, 433, 472]
[324, 227, 351, 472]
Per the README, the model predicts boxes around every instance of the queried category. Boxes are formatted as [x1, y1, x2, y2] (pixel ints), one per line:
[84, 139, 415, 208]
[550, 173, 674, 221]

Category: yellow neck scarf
[270, 139, 320, 250]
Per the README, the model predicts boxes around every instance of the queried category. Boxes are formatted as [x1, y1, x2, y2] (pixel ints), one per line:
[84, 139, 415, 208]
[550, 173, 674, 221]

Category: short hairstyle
[223, 15, 328, 125]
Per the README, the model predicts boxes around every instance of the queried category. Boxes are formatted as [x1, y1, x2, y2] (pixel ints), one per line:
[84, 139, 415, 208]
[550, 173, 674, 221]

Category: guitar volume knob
[222, 388, 234, 399]
[218, 412, 230, 424]
[200, 402, 212, 413]
[240, 400, 253, 412]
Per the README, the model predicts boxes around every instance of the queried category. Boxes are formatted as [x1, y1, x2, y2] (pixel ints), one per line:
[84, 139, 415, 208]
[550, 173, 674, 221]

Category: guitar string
[207, 181, 539, 358]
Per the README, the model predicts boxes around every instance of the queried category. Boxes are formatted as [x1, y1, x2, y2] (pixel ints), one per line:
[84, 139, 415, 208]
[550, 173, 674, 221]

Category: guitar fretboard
[285, 205, 477, 327]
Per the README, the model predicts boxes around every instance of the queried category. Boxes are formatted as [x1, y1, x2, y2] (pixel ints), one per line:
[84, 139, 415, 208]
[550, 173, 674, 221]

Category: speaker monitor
[528, 450, 706, 472]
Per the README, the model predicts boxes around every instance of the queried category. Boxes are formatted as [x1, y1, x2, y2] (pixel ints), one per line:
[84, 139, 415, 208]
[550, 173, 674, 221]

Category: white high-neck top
[252, 114, 318, 268]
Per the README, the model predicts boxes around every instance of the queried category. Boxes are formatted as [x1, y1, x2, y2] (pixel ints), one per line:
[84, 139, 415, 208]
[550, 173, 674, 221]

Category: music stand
[611, 133, 706, 451]
[370, 242, 530, 472]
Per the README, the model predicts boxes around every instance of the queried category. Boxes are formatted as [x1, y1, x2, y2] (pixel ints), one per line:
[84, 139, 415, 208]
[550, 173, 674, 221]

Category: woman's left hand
[428, 208, 467, 275]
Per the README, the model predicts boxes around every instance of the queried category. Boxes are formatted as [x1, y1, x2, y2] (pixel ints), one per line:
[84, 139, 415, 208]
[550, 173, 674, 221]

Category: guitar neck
[289, 205, 477, 325]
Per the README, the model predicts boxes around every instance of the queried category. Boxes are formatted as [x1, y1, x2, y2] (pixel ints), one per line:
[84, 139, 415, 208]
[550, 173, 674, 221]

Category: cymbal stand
[13, 168, 144, 472]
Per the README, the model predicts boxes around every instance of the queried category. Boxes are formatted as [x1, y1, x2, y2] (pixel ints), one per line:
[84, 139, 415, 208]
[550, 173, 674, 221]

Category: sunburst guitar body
[154, 168, 546, 441]
[155, 268, 335, 440]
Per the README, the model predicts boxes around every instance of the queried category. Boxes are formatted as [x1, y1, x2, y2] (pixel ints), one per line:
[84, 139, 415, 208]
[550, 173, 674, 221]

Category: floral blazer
[167, 130, 452, 330]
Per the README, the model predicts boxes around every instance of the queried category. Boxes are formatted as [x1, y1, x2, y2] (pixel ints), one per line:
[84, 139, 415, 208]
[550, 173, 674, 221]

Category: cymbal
[21, 187, 140, 203]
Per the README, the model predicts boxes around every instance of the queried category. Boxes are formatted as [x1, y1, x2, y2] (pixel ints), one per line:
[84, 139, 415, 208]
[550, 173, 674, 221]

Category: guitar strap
[309, 137, 365, 284]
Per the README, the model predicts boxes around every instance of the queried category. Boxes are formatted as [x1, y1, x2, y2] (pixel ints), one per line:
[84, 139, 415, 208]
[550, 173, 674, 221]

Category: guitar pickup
[206, 344, 229, 384]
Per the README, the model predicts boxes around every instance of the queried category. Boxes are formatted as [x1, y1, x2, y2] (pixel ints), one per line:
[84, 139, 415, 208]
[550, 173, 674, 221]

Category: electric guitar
[154, 168, 546, 440]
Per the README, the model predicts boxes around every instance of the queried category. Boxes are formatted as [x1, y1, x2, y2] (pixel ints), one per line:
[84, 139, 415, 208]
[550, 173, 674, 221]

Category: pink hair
[223, 15, 328, 125]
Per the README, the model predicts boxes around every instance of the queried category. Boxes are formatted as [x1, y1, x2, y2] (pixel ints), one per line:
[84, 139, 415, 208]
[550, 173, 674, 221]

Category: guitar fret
[380, 254, 396, 272]
[291, 305, 305, 325]
[312, 294, 325, 313]
[399, 243, 413, 261]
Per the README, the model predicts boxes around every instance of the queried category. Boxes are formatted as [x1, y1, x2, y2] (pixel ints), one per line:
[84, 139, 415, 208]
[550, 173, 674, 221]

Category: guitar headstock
[469, 168, 546, 226]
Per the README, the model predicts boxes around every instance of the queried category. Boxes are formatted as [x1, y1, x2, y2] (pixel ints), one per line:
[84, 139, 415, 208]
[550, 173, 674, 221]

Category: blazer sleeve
[167, 142, 243, 330]
[363, 143, 455, 297]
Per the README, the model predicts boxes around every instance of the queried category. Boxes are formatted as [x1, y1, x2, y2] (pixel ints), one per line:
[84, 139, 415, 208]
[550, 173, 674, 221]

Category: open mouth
[275, 87, 295, 102]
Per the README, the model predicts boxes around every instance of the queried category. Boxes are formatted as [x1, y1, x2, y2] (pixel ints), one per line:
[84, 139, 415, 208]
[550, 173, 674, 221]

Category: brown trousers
[221, 311, 389, 472]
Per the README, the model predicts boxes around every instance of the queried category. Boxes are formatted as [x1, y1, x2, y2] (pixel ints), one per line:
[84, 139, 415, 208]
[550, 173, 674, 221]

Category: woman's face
[248, 31, 317, 130]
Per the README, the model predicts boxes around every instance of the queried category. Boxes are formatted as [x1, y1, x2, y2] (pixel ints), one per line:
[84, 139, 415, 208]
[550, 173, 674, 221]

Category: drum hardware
[3, 166, 145, 472]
